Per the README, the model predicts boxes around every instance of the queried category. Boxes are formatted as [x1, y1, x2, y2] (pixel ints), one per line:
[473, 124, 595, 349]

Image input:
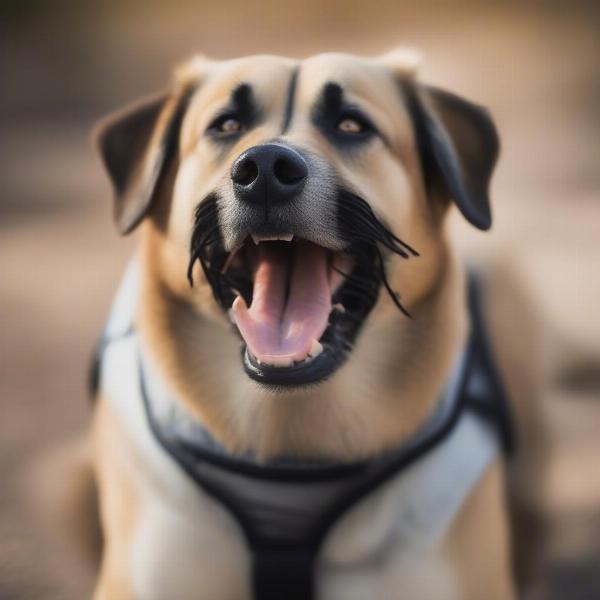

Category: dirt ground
[1, 2, 599, 598]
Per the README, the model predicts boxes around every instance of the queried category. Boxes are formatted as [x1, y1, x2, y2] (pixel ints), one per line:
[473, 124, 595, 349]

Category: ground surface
[1, 2, 599, 598]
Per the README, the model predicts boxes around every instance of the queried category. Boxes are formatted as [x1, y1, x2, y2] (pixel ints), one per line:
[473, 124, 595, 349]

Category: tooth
[304, 352, 319, 364]
[279, 358, 294, 367]
[221, 244, 244, 273]
[250, 233, 294, 244]
[308, 339, 323, 358]
[263, 358, 294, 367]
[228, 308, 236, 323]
[332, 303, 346, 313]
[247, 350, 262, 365]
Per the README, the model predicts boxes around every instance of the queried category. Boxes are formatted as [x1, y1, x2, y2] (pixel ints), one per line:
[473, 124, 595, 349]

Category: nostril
[232, 158, 259, 186]
[273, 157, 308, 186]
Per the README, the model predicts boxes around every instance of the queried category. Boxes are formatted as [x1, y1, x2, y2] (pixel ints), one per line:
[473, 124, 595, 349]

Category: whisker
[337, 189, 416, 318]
[337, 190, 419, 259]
[187, 194, 233, 306]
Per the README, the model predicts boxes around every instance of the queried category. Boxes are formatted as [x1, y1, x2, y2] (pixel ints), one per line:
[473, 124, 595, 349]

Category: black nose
[231, 144, 308, 207]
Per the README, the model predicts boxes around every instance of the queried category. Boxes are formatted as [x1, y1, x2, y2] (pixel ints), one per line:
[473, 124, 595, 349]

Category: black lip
[189, 189, 418, 389]
[242, 343, 345, 387]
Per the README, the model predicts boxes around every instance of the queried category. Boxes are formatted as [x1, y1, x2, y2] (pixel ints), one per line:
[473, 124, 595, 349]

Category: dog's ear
[93, 86, 191, 234]
[403, 82, 500, 231]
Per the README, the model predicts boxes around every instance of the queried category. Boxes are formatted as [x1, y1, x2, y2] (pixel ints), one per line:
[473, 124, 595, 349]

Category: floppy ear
[93, 86, 191, 234]
[403, 82, 500, 230]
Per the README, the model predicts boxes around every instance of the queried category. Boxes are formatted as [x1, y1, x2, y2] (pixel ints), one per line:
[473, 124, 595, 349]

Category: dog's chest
[99, 334, 500, 599]
[124, 434, 458, 600]
[130, 495, 457, 600]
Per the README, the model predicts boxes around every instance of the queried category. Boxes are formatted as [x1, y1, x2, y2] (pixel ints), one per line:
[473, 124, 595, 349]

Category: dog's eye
[217, 117, 244, 134]
[208, 115, 245, 136]
[336, 118, 365, 134]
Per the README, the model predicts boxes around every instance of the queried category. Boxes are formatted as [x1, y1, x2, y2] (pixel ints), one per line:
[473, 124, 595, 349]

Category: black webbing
[465, 275, 515, 454]
[252, 547, 315, 600]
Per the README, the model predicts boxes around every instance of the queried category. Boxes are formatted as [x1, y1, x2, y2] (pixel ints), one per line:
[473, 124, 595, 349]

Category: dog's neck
[137, 227, 467, 462]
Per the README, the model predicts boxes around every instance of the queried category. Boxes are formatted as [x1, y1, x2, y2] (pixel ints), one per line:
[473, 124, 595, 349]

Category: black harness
[92, 272, 513, 600]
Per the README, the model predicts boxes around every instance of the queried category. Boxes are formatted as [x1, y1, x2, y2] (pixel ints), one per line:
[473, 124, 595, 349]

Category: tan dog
[91, 51, 517, 600]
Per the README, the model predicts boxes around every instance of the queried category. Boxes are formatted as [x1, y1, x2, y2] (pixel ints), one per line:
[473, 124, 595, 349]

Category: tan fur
[93, 399, 139, 599]
[90, 51, 522, 598]
[445, 461, 515, 600]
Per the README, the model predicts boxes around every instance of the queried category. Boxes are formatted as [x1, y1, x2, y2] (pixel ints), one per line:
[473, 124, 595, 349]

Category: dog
[89, 50, 520, 600]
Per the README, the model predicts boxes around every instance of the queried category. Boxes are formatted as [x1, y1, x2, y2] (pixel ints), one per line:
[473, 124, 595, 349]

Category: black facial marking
[206, 83, 261, 142]
[231, 83, 254, 115]
[311, 82, 380, 151]
[188, 194, 252, 307]
[322, 82, 344, 119]
[281, 68, 299, 134]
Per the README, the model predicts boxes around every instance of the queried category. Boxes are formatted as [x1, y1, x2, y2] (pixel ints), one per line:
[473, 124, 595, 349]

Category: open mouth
[188, 191, 418, 387]
[228, 236, 367, 385]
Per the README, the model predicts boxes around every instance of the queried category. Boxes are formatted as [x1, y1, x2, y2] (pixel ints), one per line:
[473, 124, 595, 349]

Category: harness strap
[252, 548, 315, 600]
[466, 275, 515, 454]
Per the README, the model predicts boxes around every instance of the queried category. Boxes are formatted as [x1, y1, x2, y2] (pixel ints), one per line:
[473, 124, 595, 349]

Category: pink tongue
[232, 241, 331, 366]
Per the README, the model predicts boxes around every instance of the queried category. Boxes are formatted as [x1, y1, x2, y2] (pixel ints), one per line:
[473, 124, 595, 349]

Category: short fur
[90, 51, 521, 599]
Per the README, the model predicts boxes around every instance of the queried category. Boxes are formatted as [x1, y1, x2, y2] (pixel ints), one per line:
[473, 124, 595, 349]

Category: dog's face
[96, 52, 498, 389]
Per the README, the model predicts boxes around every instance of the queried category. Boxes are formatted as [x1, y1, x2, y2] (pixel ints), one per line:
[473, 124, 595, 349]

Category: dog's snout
[231, 144, 308, 207]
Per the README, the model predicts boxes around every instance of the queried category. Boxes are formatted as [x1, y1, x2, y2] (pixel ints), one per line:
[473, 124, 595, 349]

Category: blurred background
[1, 1, 599, 598]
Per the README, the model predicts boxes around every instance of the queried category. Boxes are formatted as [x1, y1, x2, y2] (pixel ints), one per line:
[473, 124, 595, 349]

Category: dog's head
[95, 52, 498, 389]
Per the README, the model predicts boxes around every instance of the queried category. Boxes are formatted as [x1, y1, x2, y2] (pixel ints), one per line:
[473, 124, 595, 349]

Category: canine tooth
[304, 350, 320, 364]
[308, 339, 323, 358]
[251, 234, 261, 245]
[332, 303, 346, 314]
[247, 351, 261, 365]
[221, 243, 244, 272]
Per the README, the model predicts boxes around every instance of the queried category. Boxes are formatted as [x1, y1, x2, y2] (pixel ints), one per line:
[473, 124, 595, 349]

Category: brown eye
[218, 118, 243, 134]
[337, 118, 364, 134]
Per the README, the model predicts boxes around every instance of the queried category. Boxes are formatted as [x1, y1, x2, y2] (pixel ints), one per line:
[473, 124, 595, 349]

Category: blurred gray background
[1, 1, 599, 598]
